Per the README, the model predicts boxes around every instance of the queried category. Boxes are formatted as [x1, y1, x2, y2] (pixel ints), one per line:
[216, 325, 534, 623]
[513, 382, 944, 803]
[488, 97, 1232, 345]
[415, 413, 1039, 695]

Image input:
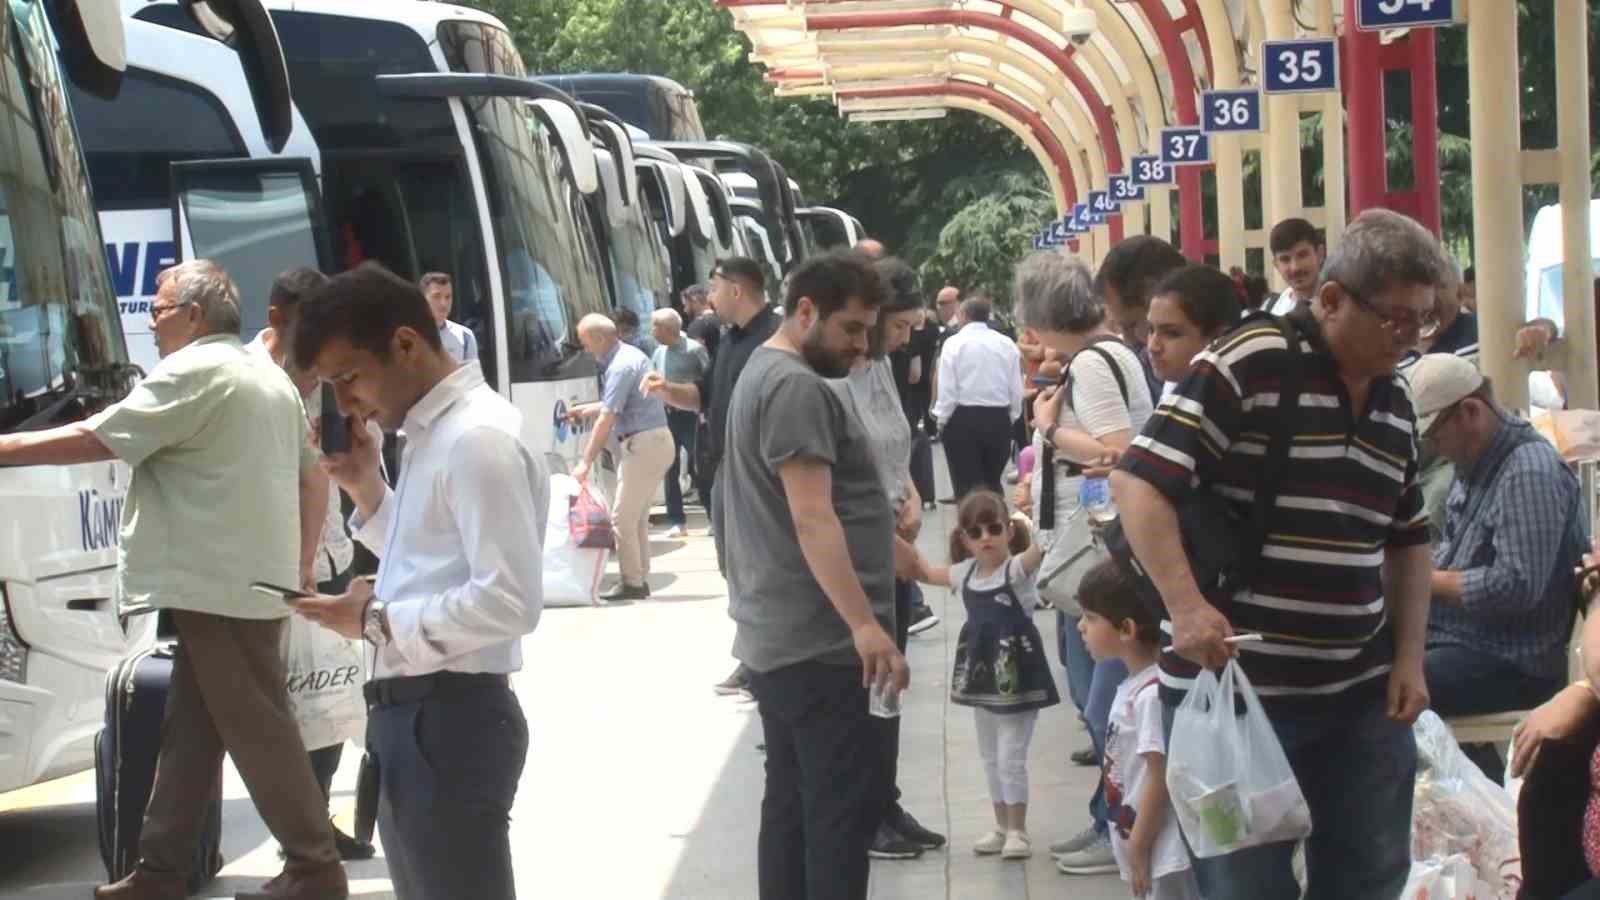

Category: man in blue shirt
[571, 314, 674, 601]
[1412, 353, 1588, 780]
[651, 308, 710, 538]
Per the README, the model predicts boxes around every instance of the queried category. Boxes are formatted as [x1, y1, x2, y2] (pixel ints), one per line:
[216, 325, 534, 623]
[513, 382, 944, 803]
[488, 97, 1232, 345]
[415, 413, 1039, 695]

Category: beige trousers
[613, 426, 676, 585]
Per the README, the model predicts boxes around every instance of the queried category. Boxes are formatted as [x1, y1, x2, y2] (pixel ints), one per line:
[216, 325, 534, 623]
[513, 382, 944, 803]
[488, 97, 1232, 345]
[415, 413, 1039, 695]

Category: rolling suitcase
[910, 433, 936, 508]
[96, 641, 224, 894]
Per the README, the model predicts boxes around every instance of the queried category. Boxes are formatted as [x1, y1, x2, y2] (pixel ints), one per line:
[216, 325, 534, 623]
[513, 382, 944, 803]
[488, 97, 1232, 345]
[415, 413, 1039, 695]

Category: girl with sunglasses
[904, 490, 1060, 860]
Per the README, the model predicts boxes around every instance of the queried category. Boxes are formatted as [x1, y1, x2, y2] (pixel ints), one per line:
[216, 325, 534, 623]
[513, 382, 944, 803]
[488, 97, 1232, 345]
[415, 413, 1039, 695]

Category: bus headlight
[0, 586, 27, 684]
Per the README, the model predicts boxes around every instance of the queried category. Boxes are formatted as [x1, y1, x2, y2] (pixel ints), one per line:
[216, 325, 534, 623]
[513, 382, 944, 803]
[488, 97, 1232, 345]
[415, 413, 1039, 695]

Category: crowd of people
[6, 195, 1598, 900]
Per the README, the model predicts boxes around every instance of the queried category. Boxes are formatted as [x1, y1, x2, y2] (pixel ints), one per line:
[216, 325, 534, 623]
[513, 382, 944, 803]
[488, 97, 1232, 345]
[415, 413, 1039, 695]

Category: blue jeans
[1425, 643, 1566, 782]
[1162, 695, 1416, 899]
[663, 409, 700, 526]
[1056, 610, 1124, 833]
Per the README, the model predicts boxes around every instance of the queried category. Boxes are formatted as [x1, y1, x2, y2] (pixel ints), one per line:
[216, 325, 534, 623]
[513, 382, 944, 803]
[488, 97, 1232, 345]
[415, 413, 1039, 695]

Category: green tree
[459, 0, 1042, 277]
[919, 170, 1054, 308]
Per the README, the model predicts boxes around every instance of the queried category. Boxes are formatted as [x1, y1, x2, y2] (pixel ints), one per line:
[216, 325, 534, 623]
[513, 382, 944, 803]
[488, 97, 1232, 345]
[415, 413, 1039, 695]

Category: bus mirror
[53, 0, 124, 99]
[529, 99, 598, 196]
[589, 119, 637, 211]
[594, 151, 628, 229]
[679, 164, 716, 244]
[180, 0, 293, 153]
[640, 160, 687, 239]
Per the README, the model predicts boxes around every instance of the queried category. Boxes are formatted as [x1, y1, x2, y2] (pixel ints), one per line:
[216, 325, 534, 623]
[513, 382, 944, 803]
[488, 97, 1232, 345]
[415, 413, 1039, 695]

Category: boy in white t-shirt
[1076, 559, 1198, 899]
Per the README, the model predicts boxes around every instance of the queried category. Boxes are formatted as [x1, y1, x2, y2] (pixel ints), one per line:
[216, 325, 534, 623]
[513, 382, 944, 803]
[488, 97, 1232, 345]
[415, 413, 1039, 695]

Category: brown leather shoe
[93, 867, 185, 900]
[236, 862, 348, 900]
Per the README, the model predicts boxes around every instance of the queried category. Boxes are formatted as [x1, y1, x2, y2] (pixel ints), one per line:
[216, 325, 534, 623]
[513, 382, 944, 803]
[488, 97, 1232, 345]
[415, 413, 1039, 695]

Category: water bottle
[1080, 476, 1117, 525]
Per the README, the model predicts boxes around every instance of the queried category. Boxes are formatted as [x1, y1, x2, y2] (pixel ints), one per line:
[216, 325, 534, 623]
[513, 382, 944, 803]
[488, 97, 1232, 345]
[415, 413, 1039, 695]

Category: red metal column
[1341, 0, 1442, 234]
[1133, 0, 1209, 261]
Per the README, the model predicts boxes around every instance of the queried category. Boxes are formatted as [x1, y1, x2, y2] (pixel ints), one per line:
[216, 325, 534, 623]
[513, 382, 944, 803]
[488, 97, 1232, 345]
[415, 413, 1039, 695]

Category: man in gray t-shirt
[717, 251, 907, 900]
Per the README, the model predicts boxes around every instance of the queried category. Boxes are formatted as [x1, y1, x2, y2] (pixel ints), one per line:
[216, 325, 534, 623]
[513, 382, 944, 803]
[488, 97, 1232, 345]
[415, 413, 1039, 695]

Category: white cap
[1407, 353, 1484, 435]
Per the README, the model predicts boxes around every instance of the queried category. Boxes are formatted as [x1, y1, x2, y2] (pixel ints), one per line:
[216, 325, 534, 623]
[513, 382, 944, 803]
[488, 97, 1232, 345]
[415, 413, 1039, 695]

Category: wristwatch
[362, 598, 389, 647]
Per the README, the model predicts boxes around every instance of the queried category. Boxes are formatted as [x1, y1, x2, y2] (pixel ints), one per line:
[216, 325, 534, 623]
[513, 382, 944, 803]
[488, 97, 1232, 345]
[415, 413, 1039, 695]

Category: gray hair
[1013, 251, 1104, 335]
[960, 296, 992, 323]
[682, 283, 710, 306]
[576, 313, 617, 339]
[1319, 209, 1447, 300]
[651, 307, 682, 332]
[155, 259, 241, 335]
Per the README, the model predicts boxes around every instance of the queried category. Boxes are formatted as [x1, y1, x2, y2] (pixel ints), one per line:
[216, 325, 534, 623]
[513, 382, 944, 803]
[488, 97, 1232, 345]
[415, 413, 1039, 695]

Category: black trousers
[664, 409, 702, 526]
[941, 405, 1013, 499]
[369, 683, 528, 900]
[749, 661, 884, 900]
[901, 388, 931, 436]
[876, 580, 913, 824]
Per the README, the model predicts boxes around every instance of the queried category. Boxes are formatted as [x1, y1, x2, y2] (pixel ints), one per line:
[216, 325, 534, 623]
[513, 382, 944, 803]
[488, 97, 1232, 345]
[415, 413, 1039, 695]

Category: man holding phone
[288, 262, 546, 900]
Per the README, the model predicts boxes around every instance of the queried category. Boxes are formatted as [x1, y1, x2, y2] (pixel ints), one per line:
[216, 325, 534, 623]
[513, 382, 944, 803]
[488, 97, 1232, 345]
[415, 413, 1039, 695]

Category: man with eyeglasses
[1409, 353, 1586, 783]
[1112, 210, 1444, 899]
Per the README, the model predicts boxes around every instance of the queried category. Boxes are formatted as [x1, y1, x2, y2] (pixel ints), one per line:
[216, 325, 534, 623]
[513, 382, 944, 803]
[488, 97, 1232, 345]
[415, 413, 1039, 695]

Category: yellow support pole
[1555, 0, 1595, 409]
[1317, 0, 1347, 248]
[1195, 0, 1247, 270]
[1467, 0, 1528, 411]
[1261, 0, 1304, 285]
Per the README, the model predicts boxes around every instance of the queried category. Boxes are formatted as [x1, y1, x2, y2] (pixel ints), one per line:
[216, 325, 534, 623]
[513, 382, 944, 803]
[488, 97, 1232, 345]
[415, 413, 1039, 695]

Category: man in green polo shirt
[0, 260, 344, 900]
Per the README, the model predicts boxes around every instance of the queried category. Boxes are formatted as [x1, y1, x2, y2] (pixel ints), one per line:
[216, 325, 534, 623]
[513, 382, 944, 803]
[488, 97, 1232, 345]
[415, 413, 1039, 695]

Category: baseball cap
[1407, 353, 1484, 435]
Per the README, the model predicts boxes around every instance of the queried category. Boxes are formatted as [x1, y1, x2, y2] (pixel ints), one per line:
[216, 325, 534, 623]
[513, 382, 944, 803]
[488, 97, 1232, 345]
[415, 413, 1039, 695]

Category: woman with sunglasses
[1145, 265, 1245, 392]
[903, 490, 1058, 861]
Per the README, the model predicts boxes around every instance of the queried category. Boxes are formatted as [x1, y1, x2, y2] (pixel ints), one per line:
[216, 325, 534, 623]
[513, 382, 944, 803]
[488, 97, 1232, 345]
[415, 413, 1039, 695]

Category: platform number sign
[1089, 190, 1118, 217]
[1262, 39, 1339, 94]
[1160, 127, 1211, 166]
[1069, 204, 1090, 232]
[1356, 0, 1454, 30]
[1201, 89, 1262, 133]
[1130, 155, 1173, 187]
[1051, 219, 1068, 242]
[1109, 175, 1144, 203]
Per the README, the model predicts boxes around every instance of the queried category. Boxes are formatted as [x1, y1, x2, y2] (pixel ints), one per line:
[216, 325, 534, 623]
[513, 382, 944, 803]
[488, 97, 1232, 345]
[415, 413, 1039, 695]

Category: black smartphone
[320, 382, 351, 454]
[250, 581, 313, 602]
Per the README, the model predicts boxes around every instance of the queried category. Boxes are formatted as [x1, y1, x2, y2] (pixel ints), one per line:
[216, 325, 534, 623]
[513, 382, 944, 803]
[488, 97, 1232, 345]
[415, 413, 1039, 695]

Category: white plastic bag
[1410, 711, 1521, 897]
[1166, 660, 1313, 858]
[280, 614, 366, 752]
[543, 473, 609, 607]
[1401, 854, 1498, 899]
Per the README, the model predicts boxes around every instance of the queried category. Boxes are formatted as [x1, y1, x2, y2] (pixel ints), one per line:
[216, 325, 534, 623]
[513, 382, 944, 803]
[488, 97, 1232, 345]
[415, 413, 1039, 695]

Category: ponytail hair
[948, 490, 1031, 564]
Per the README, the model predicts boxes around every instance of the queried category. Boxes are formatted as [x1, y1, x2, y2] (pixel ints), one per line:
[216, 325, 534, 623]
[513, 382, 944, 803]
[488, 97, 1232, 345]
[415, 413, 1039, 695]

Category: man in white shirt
[1265, 218, 1326, 316]
[420, 272, 478, 362]
[291, 262, 547, 900]
[931, 296, 1024, 498]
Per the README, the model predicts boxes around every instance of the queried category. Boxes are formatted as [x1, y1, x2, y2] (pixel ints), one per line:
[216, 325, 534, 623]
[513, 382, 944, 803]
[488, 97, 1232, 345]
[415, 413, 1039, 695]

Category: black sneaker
[333, 823, 376, 861]
[868, 823, 924, 860]
[889, 808, 946, 850]
[1070, 746, 1099, 767]
[907, 604, 940, 636]
[598, 582, 650, 602]
[713, 664, 750, 695]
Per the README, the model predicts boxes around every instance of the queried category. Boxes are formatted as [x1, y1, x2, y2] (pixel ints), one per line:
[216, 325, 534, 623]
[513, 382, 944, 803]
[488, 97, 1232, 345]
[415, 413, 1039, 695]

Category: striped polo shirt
[1119, 310, 1430, 708]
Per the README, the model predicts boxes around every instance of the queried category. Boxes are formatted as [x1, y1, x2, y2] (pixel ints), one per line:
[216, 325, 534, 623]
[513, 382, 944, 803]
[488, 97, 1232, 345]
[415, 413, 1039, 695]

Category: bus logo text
[79, 488, 123, 551]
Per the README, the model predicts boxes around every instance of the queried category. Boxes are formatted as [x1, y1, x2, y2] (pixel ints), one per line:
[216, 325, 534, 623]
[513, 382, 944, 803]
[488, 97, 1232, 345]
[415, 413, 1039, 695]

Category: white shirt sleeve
[931, 334, 961, 425]
[1008, 343, 1025, 422]
[349, 485, 398, 557]
[1069, 352, 1134, 438]
[383, 426, 546, 669]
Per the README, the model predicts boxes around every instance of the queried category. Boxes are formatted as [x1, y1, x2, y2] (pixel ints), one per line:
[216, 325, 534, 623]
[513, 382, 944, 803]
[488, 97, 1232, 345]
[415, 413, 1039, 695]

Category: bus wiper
[12, 362, 138, 432]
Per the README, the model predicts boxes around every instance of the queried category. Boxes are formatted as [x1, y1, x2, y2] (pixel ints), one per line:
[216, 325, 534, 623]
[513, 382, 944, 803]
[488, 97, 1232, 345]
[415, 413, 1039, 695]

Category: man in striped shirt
[1111, 210, 1444, 899]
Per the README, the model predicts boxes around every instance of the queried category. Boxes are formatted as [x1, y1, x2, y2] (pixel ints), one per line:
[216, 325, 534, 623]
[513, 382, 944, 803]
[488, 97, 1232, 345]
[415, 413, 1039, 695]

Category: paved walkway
[0, 454, 1129, 899]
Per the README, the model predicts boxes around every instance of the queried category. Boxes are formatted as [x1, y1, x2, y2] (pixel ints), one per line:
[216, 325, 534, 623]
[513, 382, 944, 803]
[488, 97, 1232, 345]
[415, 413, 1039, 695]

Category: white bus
[578, 104, 673, 320]
[0, 0, 156, 795]
[269, 1, 614, 467]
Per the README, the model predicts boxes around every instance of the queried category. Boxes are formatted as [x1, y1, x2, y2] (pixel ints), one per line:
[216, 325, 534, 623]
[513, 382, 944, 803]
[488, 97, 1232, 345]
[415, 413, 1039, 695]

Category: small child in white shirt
[1076, 559, 1198, 899]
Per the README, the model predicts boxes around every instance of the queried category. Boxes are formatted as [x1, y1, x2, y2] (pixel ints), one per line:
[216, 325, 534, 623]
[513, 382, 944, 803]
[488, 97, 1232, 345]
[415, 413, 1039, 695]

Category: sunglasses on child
[963, 521, 1008, 541]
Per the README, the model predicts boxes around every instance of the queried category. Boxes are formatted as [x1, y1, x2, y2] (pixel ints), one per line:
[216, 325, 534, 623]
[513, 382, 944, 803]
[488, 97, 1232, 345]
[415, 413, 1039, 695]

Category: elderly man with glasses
[1112, 210, 1446, 899]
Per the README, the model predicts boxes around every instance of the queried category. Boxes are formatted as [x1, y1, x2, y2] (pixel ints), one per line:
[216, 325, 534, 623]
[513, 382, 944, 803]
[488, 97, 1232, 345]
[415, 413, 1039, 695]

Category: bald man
[569, 314, 675, 601]
[855, 238, 887, 261]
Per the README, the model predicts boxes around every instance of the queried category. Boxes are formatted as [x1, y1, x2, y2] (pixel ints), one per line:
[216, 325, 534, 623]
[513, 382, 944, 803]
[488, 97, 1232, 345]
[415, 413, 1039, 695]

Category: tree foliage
[458, 0, 1043, 302]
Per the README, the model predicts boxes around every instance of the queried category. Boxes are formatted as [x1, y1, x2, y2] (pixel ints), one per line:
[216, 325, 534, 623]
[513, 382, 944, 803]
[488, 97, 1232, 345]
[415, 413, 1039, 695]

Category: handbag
[1034, 339, 1129, 611]
[569, 483, 616, 551]
[1104, 313, 1304, 619]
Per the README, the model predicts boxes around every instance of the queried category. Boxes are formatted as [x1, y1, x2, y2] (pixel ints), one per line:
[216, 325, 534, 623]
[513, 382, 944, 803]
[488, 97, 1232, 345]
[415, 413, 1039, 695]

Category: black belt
[363, 671, 509, 708]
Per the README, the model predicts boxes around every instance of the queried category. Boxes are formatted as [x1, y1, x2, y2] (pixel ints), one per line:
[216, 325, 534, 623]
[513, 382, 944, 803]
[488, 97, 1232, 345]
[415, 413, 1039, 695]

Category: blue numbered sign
[1356, 0, 1454, 30]
[1160, 127, 1211, 166]
[1201, 89, 1263, 133]
[1070, 203, 1089, 231]
[1051, 219, 1067, 241]
[1089, 190, 1118, 216]
[1262, 39, 1339, 94]
[1109, 175, 1144, 203]
[1129, 155, 1173, 187]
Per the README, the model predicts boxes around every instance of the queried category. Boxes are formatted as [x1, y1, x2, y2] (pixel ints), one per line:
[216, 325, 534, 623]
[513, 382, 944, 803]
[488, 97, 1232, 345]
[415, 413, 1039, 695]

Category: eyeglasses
[963, 521, 1007, 541]
[1344, 289, 1437, 336]
[149, 301, 192, 323]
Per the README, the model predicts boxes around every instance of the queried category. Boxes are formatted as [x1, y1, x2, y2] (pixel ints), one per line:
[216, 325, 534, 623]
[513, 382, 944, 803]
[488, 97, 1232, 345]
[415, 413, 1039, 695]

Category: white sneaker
[973, 830, 1006, 855]
[1001, 830, 1032, 859]
[664, 524, 684, 539]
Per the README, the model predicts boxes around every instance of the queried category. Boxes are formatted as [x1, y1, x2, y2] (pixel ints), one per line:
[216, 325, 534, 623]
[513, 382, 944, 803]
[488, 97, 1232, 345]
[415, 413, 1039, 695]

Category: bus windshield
[0, 0, 127, 434]
[439, 20, 607, 381]
[603, 186, 671, 323]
